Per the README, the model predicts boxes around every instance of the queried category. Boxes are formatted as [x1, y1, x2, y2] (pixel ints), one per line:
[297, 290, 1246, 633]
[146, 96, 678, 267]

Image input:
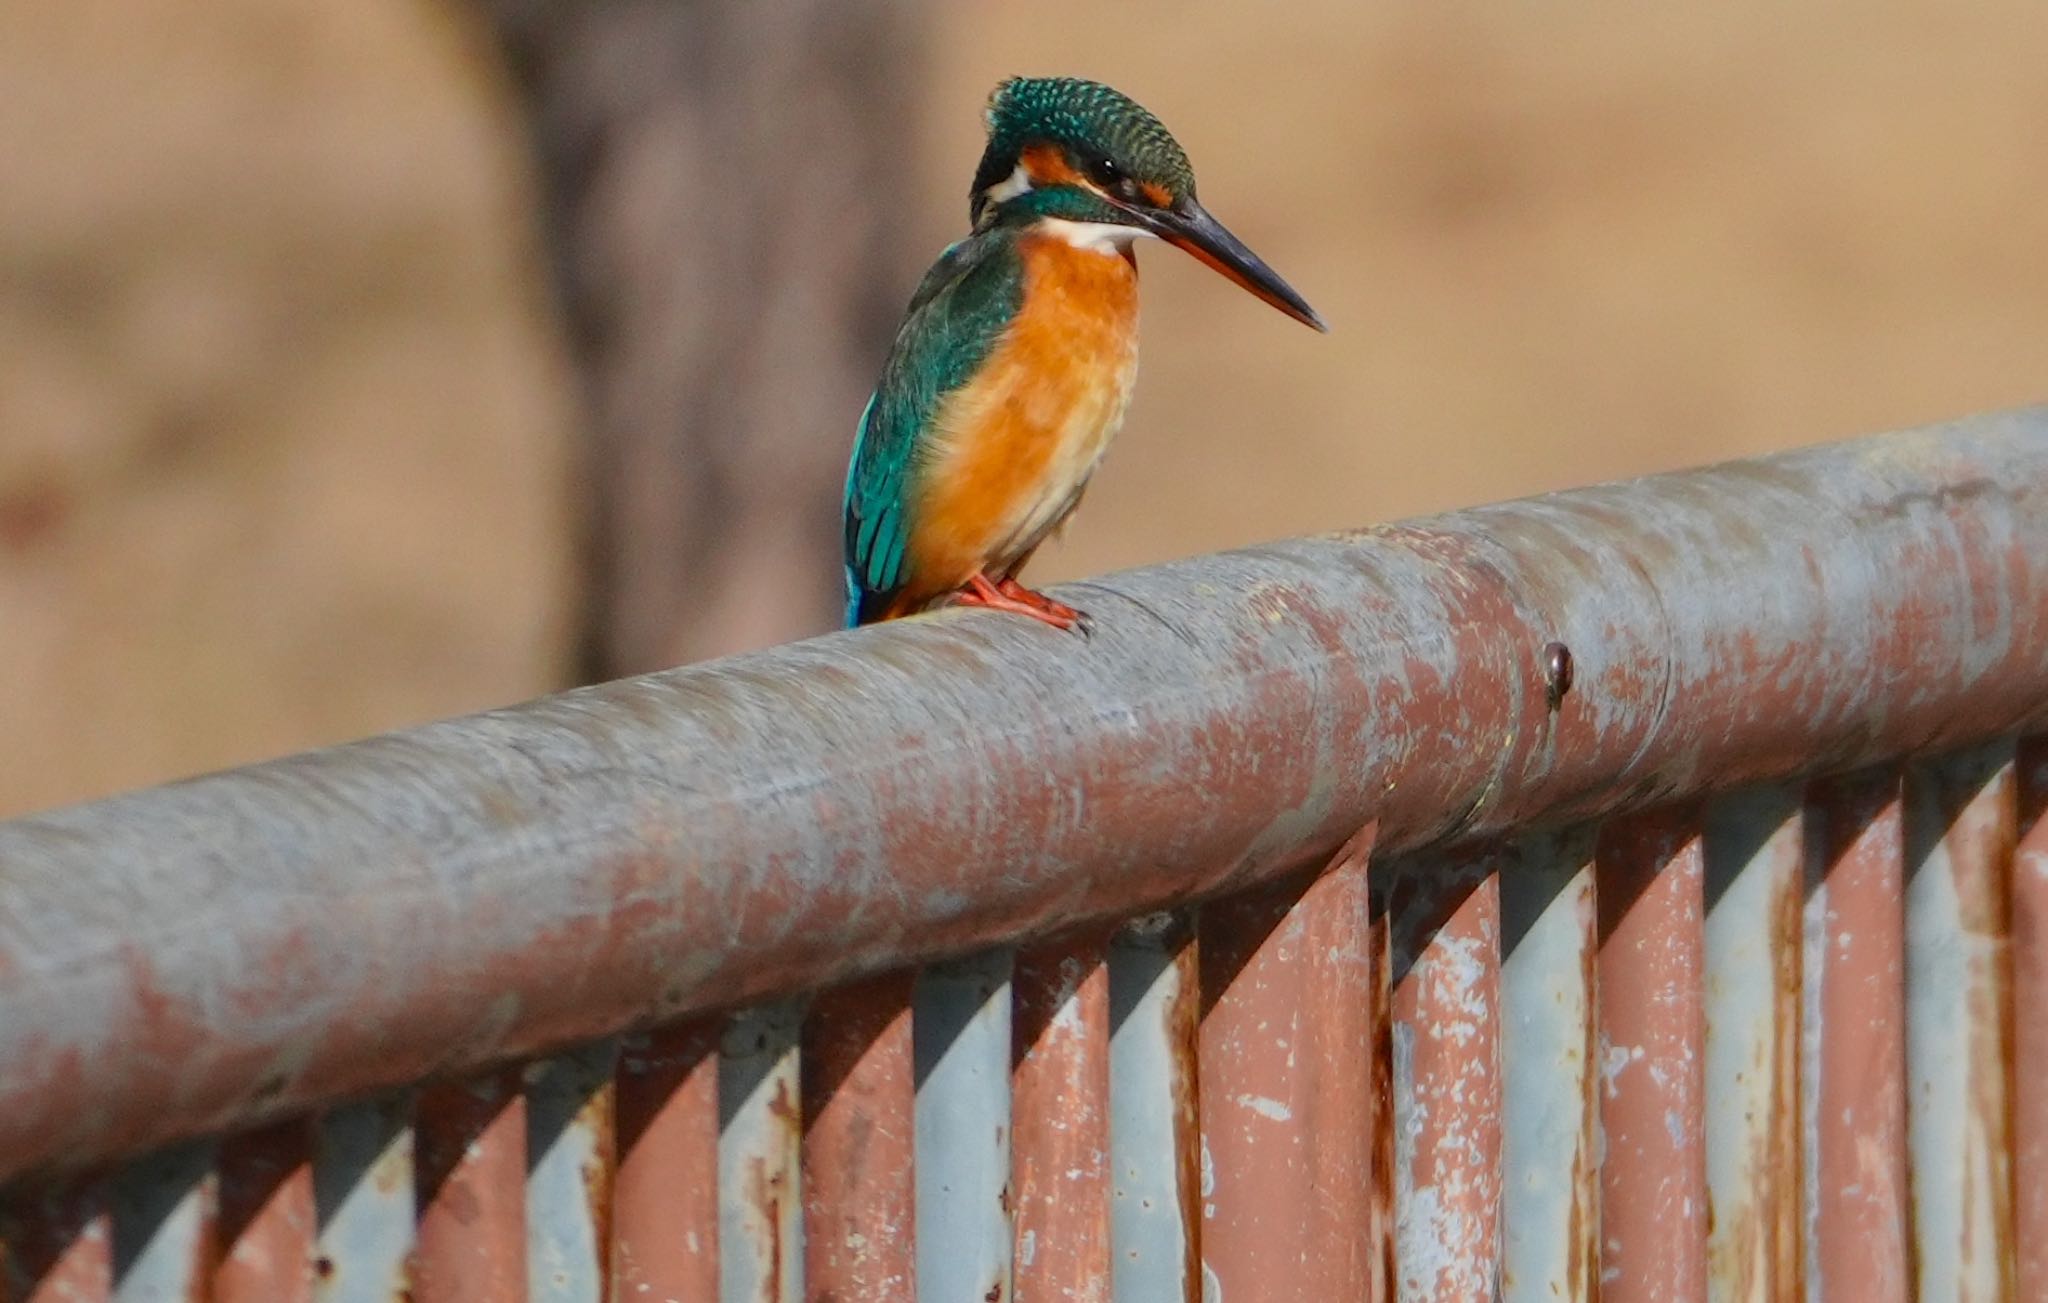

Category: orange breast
[906, 233, 1141, 603]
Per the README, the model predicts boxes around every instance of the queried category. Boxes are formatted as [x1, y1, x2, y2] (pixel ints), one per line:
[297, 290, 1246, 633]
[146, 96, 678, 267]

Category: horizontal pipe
[2, 411, 2047, 1183]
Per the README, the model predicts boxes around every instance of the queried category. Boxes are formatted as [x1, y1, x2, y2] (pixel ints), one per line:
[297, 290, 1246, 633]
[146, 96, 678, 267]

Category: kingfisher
[842, 76, 1325, 631]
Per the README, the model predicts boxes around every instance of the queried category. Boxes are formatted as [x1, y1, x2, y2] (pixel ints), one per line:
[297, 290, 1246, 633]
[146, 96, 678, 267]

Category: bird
[842, 76, 1325, 632]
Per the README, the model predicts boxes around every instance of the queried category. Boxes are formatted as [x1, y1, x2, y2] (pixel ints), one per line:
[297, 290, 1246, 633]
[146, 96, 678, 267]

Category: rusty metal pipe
[1806, 768, 1911, 1300]
[1198, 837, 1377, 1298]
[2, 413, 2047, 1185]
[1596, 808, 1708, 1301]
[1010, 930, 1112, 1302]
[612, 1020, 720, 1299]
[802, 974, 916, 1302]
[411, 1071, 527, 1303]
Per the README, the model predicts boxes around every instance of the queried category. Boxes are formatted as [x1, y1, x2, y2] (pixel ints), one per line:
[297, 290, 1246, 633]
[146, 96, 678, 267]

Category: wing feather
[843, 233, 1022, 626]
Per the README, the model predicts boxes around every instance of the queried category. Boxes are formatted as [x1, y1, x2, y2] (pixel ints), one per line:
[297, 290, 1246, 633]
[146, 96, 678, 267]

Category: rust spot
[576, 1080, 616, 1300]
[1565, 1168, 1588, 1302]
[1567, 872, 1600, 1301]
[314, 1255, 335, 1278]
[1768, 843, 1805, 1299]
[751, 1155, 786, 1303]
[768, 1076, 799, 1127]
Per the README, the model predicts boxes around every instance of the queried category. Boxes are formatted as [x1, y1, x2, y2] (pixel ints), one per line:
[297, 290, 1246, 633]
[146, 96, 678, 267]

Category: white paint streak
[1236, 1094, 1293, 1122]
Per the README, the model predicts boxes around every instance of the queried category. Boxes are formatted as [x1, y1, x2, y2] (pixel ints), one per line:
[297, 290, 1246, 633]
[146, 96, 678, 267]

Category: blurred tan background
[2, 1, 2044, 817]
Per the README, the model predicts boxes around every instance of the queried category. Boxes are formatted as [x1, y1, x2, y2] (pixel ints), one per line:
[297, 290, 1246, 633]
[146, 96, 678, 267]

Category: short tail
[845, 571, 907, 628]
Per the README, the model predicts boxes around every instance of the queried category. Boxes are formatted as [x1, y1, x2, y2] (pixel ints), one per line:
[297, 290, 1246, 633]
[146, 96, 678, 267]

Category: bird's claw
[955, 573, 1091, 633]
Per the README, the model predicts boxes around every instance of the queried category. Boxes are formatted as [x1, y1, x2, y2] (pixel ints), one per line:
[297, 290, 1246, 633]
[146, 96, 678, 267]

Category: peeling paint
[1386, 851, 1502, 1300]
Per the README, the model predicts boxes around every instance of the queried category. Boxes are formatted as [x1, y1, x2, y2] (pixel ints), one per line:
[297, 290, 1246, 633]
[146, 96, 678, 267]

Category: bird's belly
[912, 241, 1140, 591]
[917, 351, 1135, 586]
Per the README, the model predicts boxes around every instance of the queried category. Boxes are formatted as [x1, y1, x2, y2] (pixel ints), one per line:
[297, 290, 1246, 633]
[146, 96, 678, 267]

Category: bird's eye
[1084, 154, 1150, 205]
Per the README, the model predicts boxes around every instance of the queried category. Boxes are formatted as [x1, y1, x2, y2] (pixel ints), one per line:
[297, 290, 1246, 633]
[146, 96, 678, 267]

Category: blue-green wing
[843, 232, 1023, 626]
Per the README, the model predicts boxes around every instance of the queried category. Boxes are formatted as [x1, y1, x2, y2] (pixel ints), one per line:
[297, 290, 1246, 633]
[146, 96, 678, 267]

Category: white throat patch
[984, 162, 1033, 204]
[1038, 218, 1156, 254]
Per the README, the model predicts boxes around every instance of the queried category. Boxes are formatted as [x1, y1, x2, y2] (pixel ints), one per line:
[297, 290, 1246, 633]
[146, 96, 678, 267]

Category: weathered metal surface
[3, 415, 2047, 1182]
[1805, 769, 1910, 1302]
[1010, 930, 1111, 1302]
[1903, 745, 2017, 1300]
[1384, 849, 1502, 1301]
[1198, 827, 1377, 1299]
[613, 1019, 720, 1298]
[312, 1096, 414, 1303]
[1108, 912, 1201, 1302]
[108, 1141, 215, 1302]
[720, 1005, 802, 1303]
[1, 1182, 112, 1302]
[2015, 736, 2048, 1302]
[213, 1123, 316, 1303]
[1597, 809, 1707, 1302]
[411, 1071, 526, 1303]
[913, 950, 1013, 1303]
[802, 972, 916, 1302]
[1701, 788, 1803, 1303]
[525, 1042, 615, 1303]
[1496, 827, 1598, 1303]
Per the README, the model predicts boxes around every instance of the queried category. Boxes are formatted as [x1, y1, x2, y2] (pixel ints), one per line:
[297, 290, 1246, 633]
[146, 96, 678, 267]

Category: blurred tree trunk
[480, 1, 927, 678]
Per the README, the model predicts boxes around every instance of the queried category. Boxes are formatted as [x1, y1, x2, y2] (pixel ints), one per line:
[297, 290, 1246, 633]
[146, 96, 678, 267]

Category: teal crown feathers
[970, 77, 1196, 225]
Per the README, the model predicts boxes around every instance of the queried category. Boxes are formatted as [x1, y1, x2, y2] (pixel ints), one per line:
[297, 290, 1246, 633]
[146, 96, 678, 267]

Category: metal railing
[2, 409, 2045, 1301]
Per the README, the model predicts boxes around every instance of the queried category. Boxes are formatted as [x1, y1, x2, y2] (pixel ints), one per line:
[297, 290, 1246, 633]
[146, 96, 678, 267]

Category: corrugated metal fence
[3, 410, 2046, 1301]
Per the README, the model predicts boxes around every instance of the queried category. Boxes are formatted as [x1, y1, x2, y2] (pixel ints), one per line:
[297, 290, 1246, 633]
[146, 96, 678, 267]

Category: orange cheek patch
[1140, 181, 1173, 208]
[1020, 142, 1087, 189]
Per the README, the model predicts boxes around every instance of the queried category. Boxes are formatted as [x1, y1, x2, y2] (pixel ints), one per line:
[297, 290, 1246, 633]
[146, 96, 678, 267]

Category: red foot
[952, 572, 1086, 632]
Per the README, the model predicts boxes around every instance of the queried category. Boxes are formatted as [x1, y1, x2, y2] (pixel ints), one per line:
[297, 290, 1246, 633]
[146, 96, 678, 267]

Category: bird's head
[969, 76, 1325, 331]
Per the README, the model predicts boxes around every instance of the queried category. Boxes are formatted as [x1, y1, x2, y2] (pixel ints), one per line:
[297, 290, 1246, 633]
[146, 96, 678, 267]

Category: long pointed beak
[1147, 199, 1327, 332]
